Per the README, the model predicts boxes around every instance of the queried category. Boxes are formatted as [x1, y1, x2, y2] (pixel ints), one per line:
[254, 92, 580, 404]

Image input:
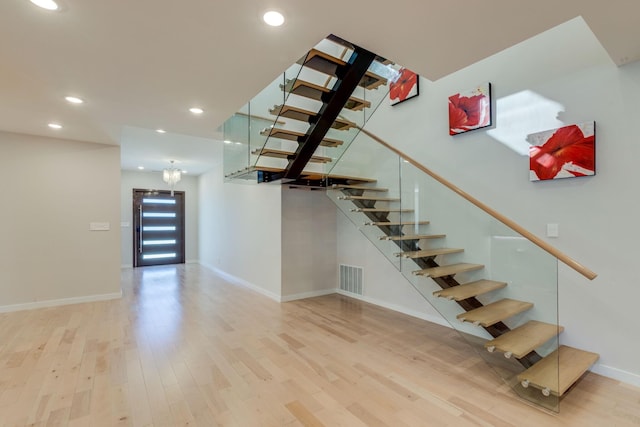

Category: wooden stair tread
[433, 279, 507, 301]
[270, 105, 356, 130]
[485, 321, 564, 359]
[301, 49, 387, 90]
[252, 148, 331, 164]
[413, 263, 483, 278]
[351, 208, 413, 213]
[517, 345, 599, 396]
[365, 221, 430, 226]
[261, 127, 343, 147]
[248, 166, 375, 184]
[380, 234, 445, 241]
[281, 79, 371, 111]
[397, 248, 463, 259]
[339, 196, 399, 201]
[457, 299, 533, 327]
[332, 184, 388, 192]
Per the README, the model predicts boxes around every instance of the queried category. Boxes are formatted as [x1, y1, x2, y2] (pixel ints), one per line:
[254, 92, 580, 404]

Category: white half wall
[198, 144, 282, 299]
[0, 131, 121, 310]
[120, 170, 199, 267]
[281, 188, 337, 301]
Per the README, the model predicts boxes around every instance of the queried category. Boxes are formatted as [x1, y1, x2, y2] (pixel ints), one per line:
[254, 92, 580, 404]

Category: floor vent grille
[339, 264, 363, 295]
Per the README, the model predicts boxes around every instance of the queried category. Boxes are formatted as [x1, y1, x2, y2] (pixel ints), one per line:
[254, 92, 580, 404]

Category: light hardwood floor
[1, 264, 639, 426]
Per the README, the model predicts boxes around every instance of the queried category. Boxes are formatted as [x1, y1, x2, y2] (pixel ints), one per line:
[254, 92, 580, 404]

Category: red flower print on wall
[448, 83, 491, 135]
[389, 68, 419, 106]
[529, 122, 595, 181]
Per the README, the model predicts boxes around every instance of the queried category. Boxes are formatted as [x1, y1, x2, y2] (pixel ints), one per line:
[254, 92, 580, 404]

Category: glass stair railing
[326, 127, 599, 412]
[223, 35, 399, 186]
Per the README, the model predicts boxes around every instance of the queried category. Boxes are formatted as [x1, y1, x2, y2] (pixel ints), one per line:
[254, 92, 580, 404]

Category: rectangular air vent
[339, 264, 363, 295]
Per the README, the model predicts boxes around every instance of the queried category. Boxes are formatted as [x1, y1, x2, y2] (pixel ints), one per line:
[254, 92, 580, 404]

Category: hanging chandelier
[163, 160, 181, 196]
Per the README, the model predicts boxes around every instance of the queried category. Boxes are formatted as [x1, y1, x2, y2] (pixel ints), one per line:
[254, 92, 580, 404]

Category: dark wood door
[133, 189, 186, 267]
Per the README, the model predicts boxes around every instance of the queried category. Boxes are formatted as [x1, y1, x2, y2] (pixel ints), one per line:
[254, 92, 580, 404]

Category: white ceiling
[2, 1, 640, 175]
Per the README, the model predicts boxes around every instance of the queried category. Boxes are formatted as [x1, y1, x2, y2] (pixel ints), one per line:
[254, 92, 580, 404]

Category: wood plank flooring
[0, 264, 638, 426]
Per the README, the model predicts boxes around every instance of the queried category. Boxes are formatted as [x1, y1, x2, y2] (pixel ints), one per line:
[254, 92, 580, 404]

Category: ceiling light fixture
[30, 0, 59, 10]
[48, 123, 62, 129]
[263, 11, 285, 27]
[189, 107, 204, 115]
[163, 160, 181, 196]
[65, 96, 83, 104]
[138, 166, 145, 170]
[156, 129, 166, 134]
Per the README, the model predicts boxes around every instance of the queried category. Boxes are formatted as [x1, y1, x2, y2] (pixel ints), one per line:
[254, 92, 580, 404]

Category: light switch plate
[546, 223, 559, 238]
[90, 222, 110, 231]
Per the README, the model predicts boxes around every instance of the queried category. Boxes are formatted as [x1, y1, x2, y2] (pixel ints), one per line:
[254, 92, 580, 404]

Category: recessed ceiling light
[189, 107, 204, 114]
[263, 11, 284, 27]
[156, 129, 166, 134]
[138, 166, 145, 170]
[30, 0, 59, 10]
[223, 140, 232, 144]
[48, 123, 62, 129]
[182, 170, 188, 174]
[65, 96, 83, 104]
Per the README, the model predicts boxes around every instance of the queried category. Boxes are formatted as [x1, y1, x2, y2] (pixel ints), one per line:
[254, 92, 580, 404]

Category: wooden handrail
[356, 127, 597, 280]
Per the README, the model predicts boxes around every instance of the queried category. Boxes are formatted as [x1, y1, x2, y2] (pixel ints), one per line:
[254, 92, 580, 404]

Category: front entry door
[133, 189, 186, 267]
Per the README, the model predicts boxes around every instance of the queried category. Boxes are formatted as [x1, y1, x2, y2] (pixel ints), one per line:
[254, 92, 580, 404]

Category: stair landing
[517, 345, 599, 396]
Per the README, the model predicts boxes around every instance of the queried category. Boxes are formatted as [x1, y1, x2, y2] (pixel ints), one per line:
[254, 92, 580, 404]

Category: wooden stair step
[300, 49, 387, 90]
[365, 221, 430, 226]
[280, 79, 371, 111]
[379, 234, 445, 241]
[332, 184, 388, 192]
[396, 248, 463, 259]
[433, 279, 507, 301]
[413, 263, 484, 278]
[457, 299, 533, 327]
[261, 127, 343, 147]
[269, 104, 356, 131]
[248, 166, 374, 184]
[517, 345, 599, 396]
[351, 208, 413, 213]
[485, 321, 564, 359]
[339, 196, 399, 202]
[252, 148, 331, 164]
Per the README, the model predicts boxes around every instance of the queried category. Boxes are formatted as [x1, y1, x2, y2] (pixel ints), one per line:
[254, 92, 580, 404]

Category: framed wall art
[389, 68, 419, 106]
[528, 121, 595, 181]
[448, 83, 492, 135]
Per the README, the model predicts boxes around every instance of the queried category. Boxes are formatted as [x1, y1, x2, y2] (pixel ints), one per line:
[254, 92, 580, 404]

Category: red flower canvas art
[389, 68, 419, 106]
[528, 122, 595, 181]
[448, 83, 492, 135]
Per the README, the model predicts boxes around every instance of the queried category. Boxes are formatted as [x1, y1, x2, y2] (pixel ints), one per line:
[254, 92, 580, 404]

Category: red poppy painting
[528, 122, 595, 181]
[389, 68, 419, 106]
[448, 83, 492, 135]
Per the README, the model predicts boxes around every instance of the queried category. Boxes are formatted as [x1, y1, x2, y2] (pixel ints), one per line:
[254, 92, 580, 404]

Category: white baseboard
[591, 363, 640, 388]
[0, 291, 123, 313]
[186, 259, 199, 264]
[281, 289, 336, 302]
[200, 262, 281, 302]
[335, 290, 450, 328]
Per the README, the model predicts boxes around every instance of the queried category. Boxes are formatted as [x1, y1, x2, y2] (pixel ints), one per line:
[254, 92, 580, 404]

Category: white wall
[199, 144, 283, 299]
[281, 188, 337, 301]
[336, 17, 640, 386]
[0, 131, 121, 311]
[120, 170, 199, 267]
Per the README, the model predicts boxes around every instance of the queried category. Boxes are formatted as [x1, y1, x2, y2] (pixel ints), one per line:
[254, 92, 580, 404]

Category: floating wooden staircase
[332, 182, 599, 402]
[238, 35, 391, 185]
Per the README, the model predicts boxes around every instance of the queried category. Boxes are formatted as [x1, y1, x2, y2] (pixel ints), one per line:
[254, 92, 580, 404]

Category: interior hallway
[0, 264, 638, 426]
